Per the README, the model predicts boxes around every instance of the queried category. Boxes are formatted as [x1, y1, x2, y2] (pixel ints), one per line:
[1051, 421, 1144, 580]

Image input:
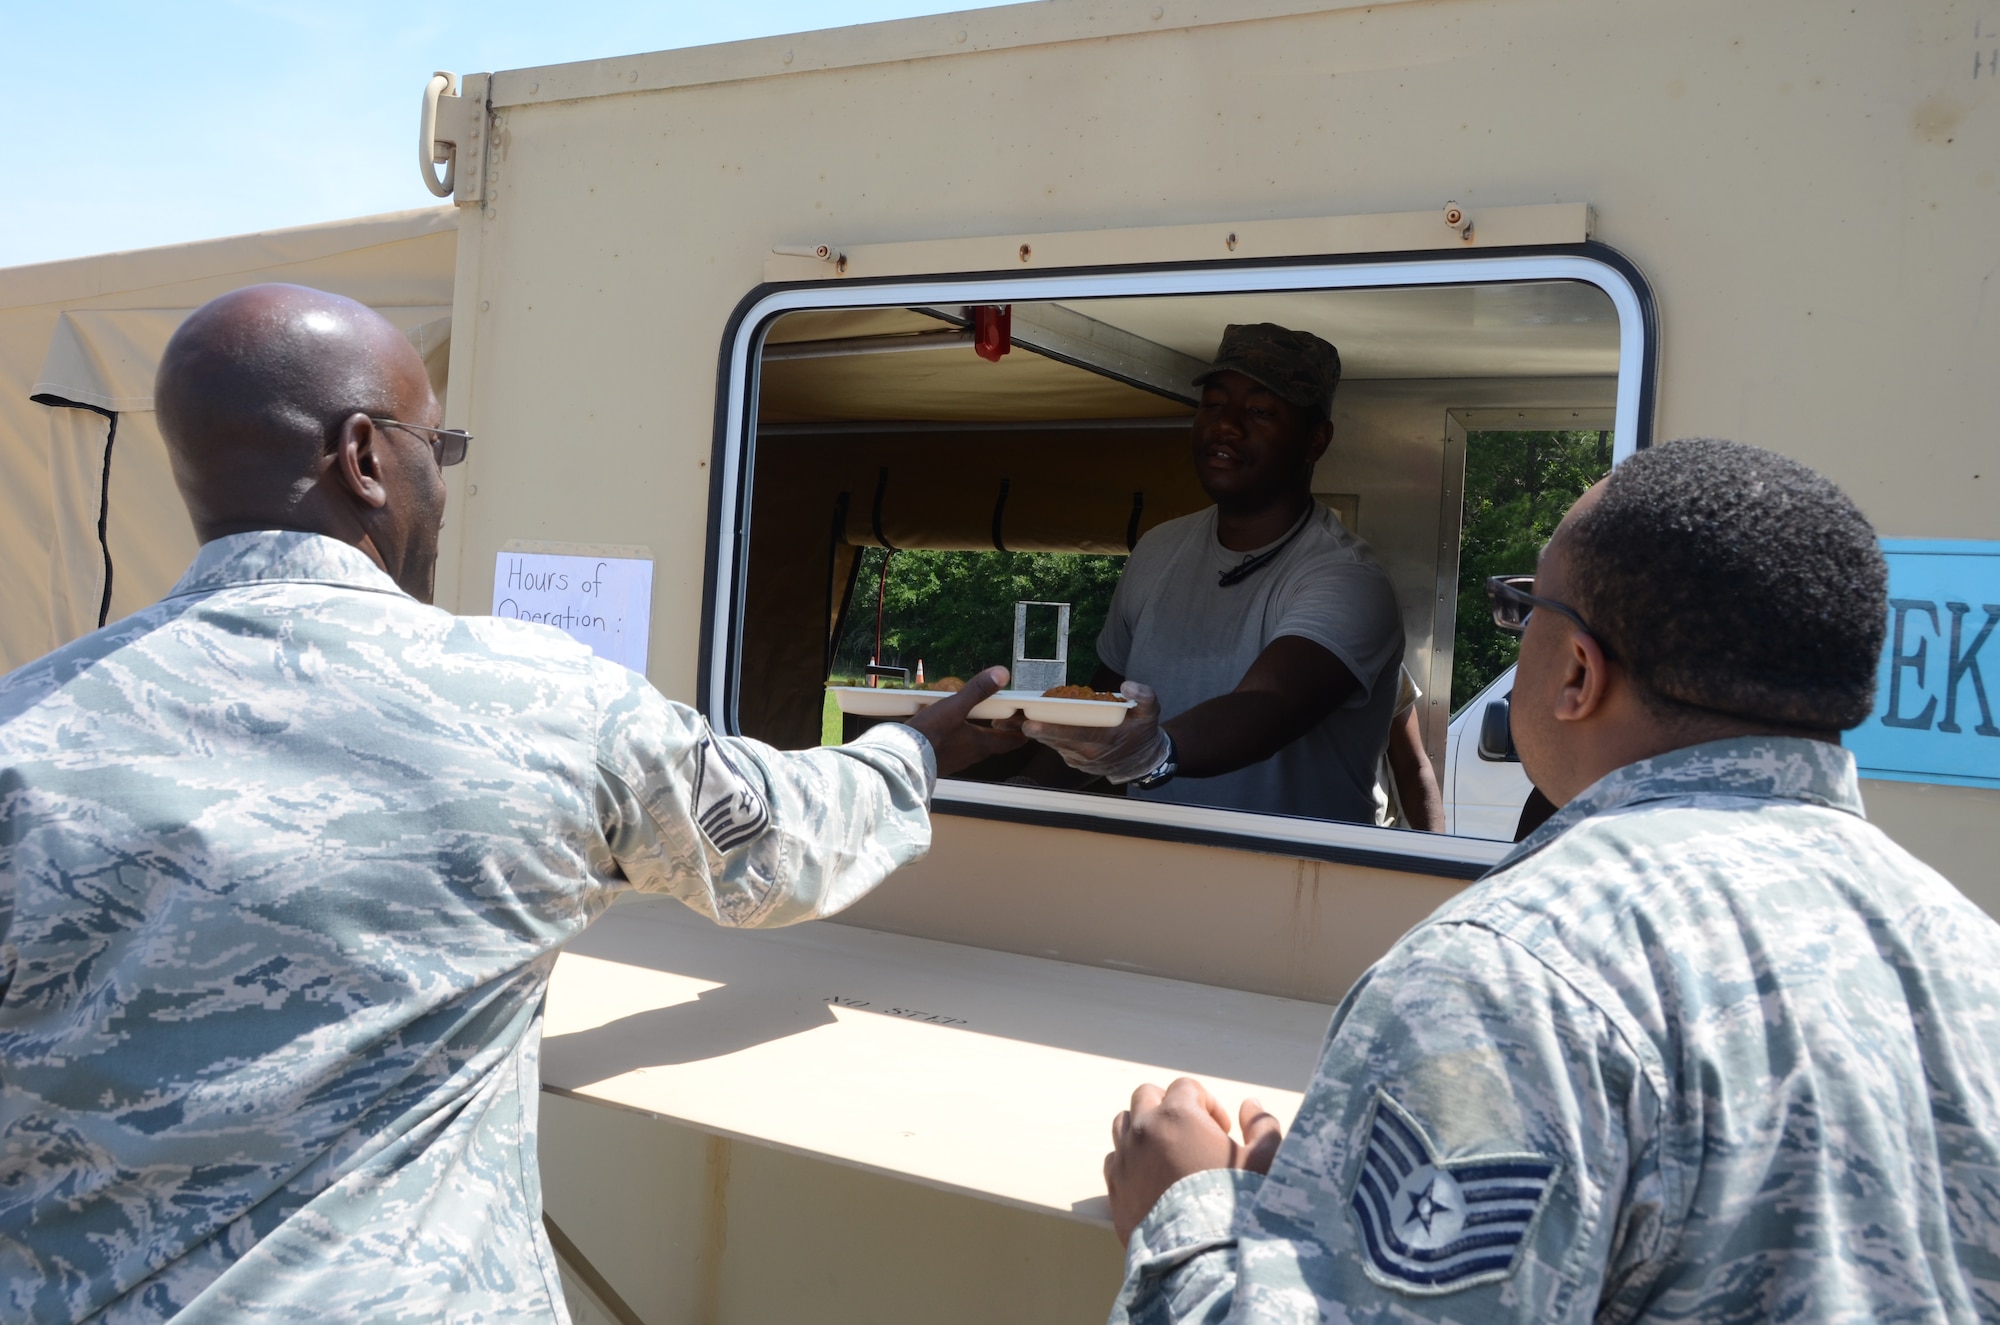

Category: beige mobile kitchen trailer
[420, 0, 1997, 1319]
[16, 0, 1985, 1319]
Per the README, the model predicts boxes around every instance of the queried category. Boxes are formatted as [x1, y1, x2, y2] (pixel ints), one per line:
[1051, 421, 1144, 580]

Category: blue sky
[0, 1, 1002, 269]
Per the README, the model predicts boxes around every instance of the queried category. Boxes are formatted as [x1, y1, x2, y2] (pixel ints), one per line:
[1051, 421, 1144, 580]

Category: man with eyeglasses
[0, 283, 1018, 1322]
[1100, 438, 2000, 1323]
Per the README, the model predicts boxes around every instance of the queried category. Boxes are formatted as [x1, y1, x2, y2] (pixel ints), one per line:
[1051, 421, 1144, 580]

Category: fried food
[924, 676, 965, 692]
[1042, 684, 1123, 701]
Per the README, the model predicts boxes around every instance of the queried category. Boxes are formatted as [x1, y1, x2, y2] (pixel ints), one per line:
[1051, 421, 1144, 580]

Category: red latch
[972, 305, 1012, 362]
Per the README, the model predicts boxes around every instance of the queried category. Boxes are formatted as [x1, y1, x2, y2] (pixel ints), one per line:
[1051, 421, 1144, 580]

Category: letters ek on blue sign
[1845, 540, 2000, 791]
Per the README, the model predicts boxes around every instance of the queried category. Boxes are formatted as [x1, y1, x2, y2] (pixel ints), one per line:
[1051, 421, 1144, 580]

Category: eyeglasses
[369, 418, 471, 468]
[1484, 574, 1620, 662]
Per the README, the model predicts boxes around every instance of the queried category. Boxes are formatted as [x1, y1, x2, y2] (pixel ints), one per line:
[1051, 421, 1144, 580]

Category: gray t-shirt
[1098, 502, 1404, 822]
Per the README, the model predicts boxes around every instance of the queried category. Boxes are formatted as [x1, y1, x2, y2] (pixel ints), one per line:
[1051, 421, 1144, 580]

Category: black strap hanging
[991, 478, 1012, 552]
[870, 466, 897, 550]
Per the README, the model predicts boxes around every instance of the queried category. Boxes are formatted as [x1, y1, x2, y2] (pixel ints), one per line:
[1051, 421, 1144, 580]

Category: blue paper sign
[1846, 540, 2000, 791]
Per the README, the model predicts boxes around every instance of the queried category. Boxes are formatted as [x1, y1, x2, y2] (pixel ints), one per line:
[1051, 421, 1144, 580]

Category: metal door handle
[419, 71, 458, 198]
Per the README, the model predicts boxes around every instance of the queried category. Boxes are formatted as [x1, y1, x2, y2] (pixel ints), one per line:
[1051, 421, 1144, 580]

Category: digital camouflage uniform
[0, 531, 936, 1323]
[1114, 737, 2000, 1323]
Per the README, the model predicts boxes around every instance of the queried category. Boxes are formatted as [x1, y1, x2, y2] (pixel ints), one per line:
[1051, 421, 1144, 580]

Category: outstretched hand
[901, 666, 1028, 776]
[1104, 1077, 1283, 1245]
[1019, 680, 1168, 783]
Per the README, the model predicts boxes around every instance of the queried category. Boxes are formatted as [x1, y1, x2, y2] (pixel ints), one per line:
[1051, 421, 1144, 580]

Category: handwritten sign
[491, 545, 653, 674]
[1846, 539, 2000, 791]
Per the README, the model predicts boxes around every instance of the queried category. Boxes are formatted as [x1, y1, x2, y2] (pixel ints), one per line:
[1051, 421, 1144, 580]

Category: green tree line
[831, 547, 1125, 686]
[1452, 429, 1612, 709]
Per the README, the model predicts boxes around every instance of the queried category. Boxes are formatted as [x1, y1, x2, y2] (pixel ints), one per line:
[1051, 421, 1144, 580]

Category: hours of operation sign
[491, 544, 654, 675]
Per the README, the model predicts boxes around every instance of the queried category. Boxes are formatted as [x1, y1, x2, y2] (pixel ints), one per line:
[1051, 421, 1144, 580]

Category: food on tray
[1042, 684, 1124, 701]
[924, 676, 965, 692]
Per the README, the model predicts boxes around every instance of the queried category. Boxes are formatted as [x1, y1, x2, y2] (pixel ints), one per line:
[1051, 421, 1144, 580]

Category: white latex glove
[1020, 681, 1170, 784]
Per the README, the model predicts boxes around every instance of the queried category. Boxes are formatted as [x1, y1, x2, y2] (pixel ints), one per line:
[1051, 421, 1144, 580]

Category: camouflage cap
[1193, 323, 1342, 419]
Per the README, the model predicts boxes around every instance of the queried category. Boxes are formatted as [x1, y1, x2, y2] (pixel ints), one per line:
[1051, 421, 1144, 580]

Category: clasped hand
[1105, 1076, 1284, 1245]
[1020, 681, 1168, 783]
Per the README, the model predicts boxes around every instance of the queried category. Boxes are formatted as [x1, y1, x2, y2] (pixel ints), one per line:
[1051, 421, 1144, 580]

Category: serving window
[707, 254, 1653, 875]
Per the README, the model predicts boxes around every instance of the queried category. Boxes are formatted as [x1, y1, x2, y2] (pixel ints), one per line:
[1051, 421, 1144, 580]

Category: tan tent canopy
[0, 207, 457, 673]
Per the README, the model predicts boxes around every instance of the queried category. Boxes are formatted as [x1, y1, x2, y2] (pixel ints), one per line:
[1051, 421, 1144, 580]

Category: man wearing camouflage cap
[1022, 323, 1409, 824]
[1100, 439, 2000, 1323]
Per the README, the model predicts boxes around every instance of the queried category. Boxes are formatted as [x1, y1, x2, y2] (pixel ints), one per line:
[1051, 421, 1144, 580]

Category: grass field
[821, 688, 842, 746]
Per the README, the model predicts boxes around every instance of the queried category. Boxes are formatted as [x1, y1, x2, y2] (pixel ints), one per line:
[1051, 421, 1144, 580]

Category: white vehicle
[1443, 664, 1534, 841]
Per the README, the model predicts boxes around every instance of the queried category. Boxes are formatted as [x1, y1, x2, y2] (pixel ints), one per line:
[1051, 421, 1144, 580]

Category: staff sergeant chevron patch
[1346, 1090, 1561, 1296]
[691, 736, 771, 853]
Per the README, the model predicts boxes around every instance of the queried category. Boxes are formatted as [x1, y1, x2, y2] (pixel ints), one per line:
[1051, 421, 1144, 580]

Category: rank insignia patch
[692, 736, 770, 853]
[1346, 1090, 1561, 1296]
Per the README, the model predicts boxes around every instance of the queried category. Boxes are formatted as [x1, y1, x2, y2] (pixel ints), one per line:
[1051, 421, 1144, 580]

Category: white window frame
[707, 251, 1653, 877]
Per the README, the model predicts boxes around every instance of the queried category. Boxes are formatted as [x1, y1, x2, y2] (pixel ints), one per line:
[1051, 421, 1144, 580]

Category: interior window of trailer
[728, 276, 1630, 855]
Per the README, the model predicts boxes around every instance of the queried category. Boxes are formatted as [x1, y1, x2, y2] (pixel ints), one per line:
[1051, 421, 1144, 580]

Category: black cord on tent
[29, 395, 118, 628]
[92, 415, 117, 628]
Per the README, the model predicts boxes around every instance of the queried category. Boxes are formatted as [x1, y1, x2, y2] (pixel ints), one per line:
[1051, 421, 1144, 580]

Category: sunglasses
[370, 417, 471, 468]
[1484, 574, 1620, 662]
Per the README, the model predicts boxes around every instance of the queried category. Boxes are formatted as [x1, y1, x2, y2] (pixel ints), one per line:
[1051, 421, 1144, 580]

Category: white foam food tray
[826, 687, 1135, 728]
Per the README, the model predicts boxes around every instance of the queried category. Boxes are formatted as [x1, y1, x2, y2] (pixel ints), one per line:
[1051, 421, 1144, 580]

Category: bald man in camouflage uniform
[1102, 440, 2000, 1322]
[0, 284, 1020, 1323]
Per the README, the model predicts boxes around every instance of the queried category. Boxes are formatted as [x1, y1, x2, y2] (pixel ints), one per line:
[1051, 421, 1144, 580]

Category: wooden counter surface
[542, 896, 1337, 1225]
